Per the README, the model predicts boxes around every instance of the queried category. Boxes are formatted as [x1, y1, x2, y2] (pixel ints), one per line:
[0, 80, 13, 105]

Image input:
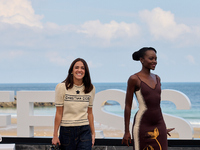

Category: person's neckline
[74, 84, 84, 88]
[136, 73, 158, 90]
[141, 80, 158, 90]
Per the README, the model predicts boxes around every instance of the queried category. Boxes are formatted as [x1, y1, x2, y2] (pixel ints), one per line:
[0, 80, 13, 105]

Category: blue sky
[0, 0, 200, 83]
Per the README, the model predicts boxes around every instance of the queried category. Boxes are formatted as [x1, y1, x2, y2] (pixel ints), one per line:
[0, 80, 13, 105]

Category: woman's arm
[52, 106, 63, 145]
[122, 75, 138, 146]
[87, 107, 95, 147]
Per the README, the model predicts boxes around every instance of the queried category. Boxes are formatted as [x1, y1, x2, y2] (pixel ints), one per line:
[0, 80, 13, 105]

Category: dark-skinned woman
[122, 47, 174, 150]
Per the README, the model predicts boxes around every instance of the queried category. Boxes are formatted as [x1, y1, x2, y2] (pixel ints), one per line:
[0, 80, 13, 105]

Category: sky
[0, 0, 200, 83]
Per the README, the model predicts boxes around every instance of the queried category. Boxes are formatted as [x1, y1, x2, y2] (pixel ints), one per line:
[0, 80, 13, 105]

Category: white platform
[0, 144, 15, 150]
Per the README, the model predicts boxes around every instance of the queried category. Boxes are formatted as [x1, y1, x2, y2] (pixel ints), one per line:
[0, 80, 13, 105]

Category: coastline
[0, 97, 55, 108]
[0, 117, 199, 139]
[0, 99, 112, 108]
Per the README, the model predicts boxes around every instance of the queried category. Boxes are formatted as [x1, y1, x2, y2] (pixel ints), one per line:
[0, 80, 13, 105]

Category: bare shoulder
[152, 73, 161, 82]
[128, 74, 140, 87]
[157, 75, 161, 81]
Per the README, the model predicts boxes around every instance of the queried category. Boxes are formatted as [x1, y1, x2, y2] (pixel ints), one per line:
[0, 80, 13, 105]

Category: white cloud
[0, 0, 43, 28]
[46, 52, 74, 66]
[77, 20, 140, 41]
[0, 50, 24, 60]
[139, 7, 191, 40]
[186, 55, 195, 64]
[45, 22, 60, 30]
[87, 61, 102, 68]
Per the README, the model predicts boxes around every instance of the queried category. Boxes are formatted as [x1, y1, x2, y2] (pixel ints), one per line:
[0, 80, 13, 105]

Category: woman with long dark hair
[122, 47, 174, 150]
[52, 58, 95, 150]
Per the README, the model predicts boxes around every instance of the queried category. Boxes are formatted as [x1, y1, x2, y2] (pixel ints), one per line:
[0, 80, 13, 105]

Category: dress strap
[155, 75, 159, 84]
[135, 74, 142, 81]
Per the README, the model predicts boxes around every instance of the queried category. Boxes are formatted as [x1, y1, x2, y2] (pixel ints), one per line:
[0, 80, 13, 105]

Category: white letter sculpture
[161, 89, 193, 139]
[0, 91, 14, 126]
[93, 89, 137, 138]
[17, 91, 55, 137]
[93, 89, 193, 139]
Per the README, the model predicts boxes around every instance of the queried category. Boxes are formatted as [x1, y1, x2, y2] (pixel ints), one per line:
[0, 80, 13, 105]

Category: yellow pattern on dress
[143, 127, 162, 150]
[143, 145, 154, 150]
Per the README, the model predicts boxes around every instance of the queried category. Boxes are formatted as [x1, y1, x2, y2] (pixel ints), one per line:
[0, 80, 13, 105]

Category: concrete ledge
[1, 137, 200, 150]
[0, 144, 15, 150]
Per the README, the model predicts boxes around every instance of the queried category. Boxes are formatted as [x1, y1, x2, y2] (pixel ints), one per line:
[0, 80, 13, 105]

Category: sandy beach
[0, 117, 200, 139]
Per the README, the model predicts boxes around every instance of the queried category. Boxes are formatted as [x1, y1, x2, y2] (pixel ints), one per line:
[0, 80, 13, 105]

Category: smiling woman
[52, 58, 96, 150]
[122, 47, 174, 150]
[72, 61, 86, 85]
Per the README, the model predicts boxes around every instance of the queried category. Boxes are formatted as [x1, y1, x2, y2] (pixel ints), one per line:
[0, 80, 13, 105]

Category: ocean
[0, 82, 200, 127]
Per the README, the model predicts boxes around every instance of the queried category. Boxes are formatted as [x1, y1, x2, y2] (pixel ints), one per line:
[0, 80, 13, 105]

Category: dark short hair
[62, 58, 93, 93]
[132, 47, 157, 61]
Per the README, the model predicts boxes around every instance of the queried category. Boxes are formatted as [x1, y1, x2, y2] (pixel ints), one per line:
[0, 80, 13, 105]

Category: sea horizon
[1, 81, 200, 84]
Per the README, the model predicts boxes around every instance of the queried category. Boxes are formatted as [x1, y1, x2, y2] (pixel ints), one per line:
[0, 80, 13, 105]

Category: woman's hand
[167, 128, 175, 136]
[52, 136, 61, 145]
[92, 134, 95, 147]
[122, 132, 132, 147]
[52, 106, 63, 145]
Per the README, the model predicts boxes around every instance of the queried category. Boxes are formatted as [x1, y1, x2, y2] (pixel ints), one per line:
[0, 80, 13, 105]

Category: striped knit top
[55, 83, 95, 127]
